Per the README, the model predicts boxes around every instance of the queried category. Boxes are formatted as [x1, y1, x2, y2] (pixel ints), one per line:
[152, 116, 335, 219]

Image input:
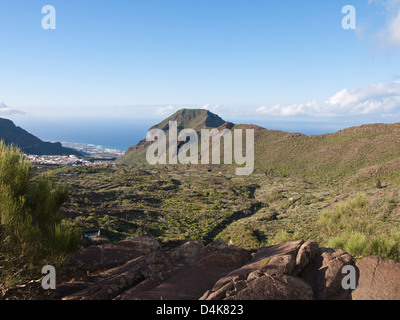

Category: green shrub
[217, 224, 263, 251]
[0, 141, 82, 288]
[367, 231, 400, 261]
[270, 230, 301, 245]
[346, 232, 368, 258]
[319, 194, 400, 261]
[319, 194, 368, 236]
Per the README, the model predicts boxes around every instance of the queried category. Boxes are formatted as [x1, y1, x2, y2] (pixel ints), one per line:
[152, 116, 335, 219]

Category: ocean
[16, 118, 157, 152]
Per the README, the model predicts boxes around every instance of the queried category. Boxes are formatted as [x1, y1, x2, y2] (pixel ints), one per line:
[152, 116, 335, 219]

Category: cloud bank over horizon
[256, 81, 400, 118]
[0, 103, 25, 116]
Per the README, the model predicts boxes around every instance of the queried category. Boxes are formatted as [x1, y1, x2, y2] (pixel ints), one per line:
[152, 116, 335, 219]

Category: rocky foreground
[4, 235, 400, 300]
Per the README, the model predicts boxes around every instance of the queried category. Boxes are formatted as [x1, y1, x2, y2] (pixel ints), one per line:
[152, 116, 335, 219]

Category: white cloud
[201, 103, 220, 113]
[256, 81, 400, 117]
[368, 0, 400, 48]
[154, 105, 177, 116]
[257, 102, 320, 117]
[368, 0, 400, 9]
[154, 104, 221, 116]
[0, 102, 25, 116]
[326, 81, 400, 115]
[386, 10, 400, 47]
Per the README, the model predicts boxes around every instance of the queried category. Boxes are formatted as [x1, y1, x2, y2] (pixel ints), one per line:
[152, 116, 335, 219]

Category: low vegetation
[0, 141, 81, 289]
[45, 159, 400, 263]
[319, 194, 400, 261]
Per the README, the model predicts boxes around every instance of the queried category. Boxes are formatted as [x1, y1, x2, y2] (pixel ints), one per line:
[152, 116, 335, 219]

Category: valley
[47, 161, 400, 259]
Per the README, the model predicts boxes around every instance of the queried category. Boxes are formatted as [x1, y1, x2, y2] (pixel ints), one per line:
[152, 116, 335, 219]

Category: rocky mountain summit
[6, 235, 398, 300]
[119, 109, 228, 165]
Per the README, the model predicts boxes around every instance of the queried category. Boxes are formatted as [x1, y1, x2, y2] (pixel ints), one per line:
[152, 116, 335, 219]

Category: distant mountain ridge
[118, 109, 400, 182]
[0, 117, 81, 156]
[120, 109, 229, 165]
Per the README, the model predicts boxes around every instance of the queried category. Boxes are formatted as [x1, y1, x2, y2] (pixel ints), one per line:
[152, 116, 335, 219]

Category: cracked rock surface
[352, 256, 400, 300]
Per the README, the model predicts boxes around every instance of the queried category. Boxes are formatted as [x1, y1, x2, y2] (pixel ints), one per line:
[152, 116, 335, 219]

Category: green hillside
[247, 122, 400, 181]
[119, 109, 400, 183]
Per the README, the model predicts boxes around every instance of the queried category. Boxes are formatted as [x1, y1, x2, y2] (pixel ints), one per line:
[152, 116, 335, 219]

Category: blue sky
[1, 0, 400, 129]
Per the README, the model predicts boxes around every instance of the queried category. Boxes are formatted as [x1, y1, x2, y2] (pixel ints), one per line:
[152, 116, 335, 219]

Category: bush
[319, 194, 370, 236]
[0, 141, 81, 288]
[319, 194, 400, 261]
[368, 231, 400, 262]
[217, 224, 263, 251]
[270, 230, 301, 245]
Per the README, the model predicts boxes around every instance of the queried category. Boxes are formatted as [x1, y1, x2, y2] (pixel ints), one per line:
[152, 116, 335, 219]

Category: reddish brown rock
[61, 240, 205, 300]
[293, 240, 319, 276]
[205, 281, 235, 300]
[252, 240, 304, 263]
[60, 234, 161, 281]
[301, 247, 355, 300]
[62, 251, 166, 300]
[211, 240, 304, 292]
[226, 274, 314, 300]
[39, 237, 400, 301]
[195, 239, 252, 268]
[260, 254, 296, 276]
[114, 266, 181, 300]
[123, 266, 235, 300]
[352, 256, 400, 300]
[164, 240, 204, 265]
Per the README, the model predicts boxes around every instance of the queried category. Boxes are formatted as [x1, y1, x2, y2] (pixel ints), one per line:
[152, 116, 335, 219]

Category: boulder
[259, 254, 296, 276]
[164, 240, 205, 265]
[61, 240, 205, 300]
[123, 266, 236, 300]
[60, 234, 161, 280]
[247, 270, 264, 282]
[203, 281, 235, 301]
[293, 240, 319, 276]
[301, 247, 355, 300]
[252, 240, 304, 263]
[352, 256, 400, 300]
[195, 239, 252, 268]
[62, 251, 167, 300]
[226, 274, 314, 300]
[210, 240, 304, 292]
[114, 266, 181, 300]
